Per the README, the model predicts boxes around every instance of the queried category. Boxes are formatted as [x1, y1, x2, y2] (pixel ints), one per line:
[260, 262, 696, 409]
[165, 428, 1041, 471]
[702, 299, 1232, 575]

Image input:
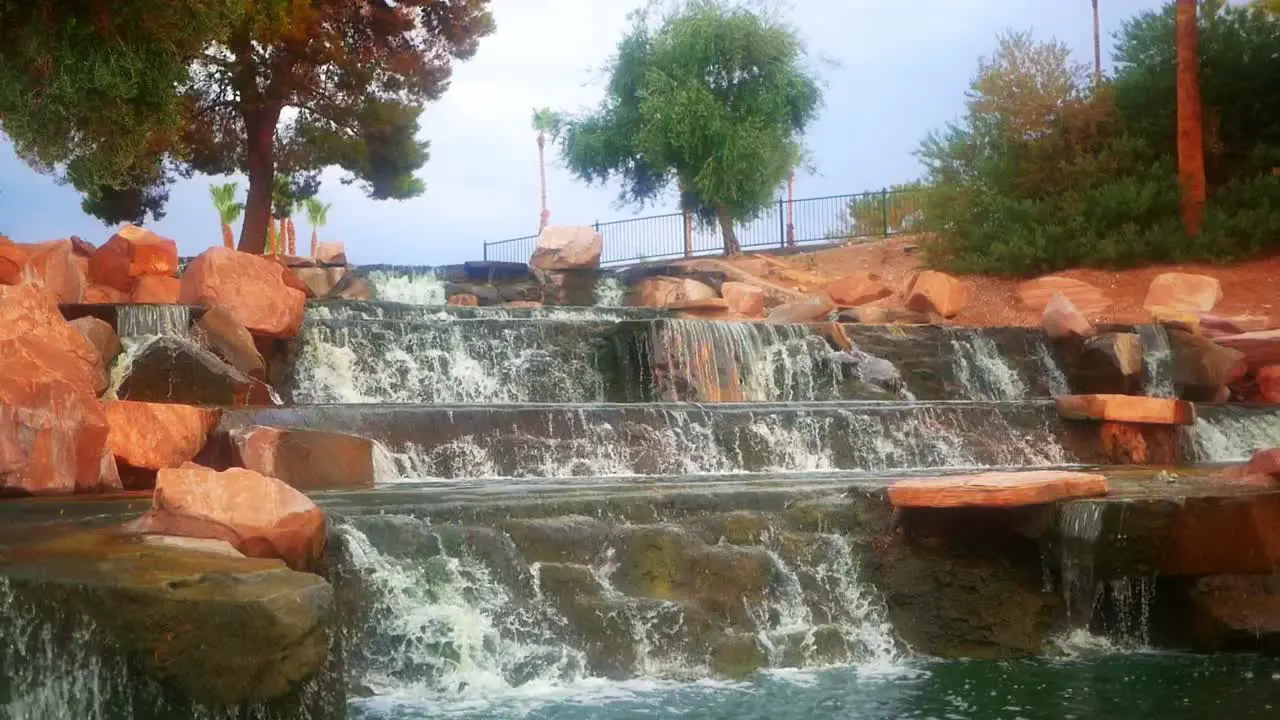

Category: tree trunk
[267, 217, 278, 256]
[310, 228, 319, 258]
[238, 106, 282, 254]
[715, 204, 741, 255]
[1176, 0, 1206, 237]
[286, 218, 296, 255]
[220, 222, 235, 250]
[537, 134, 550, 232]
[1092, 0, 1102, 83]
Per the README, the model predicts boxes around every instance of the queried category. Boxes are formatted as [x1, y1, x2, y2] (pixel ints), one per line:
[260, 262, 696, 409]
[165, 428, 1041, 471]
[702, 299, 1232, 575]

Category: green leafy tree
[560, 1, 822, 254]
[532, 107, 564, 231]
[303, 198, 333, 258]
[209, 183, 244, 249]
[0, 1, 494, 253]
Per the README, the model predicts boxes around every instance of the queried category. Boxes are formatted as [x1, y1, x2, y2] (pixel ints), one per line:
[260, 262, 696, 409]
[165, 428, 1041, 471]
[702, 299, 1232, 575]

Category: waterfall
[1136, 325, 1175, 398]
[1032, 336, 1071, 396]
[1189, 406, 1280, 462]
[117, 305, 191, 337]
[333, 509, 901, 715]
[289, 319, 608, 404]
[594, 275, 627, 307]
[645, 321, 841, 402]
[366, 269, 448, 305]
[947, 329, 1028, 401]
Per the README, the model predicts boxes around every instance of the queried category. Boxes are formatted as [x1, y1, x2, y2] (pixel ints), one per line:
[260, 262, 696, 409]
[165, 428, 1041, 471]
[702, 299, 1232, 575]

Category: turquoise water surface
[349, 653, 1280, 720]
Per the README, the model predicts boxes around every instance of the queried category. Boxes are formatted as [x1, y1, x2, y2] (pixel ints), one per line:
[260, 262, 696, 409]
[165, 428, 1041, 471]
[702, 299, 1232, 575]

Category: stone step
[887, 470, 1109, 508]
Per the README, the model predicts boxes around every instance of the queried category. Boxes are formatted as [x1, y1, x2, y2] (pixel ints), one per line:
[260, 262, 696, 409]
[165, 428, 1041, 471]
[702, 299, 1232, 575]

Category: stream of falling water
[1137, 325, 1176, 398]
[947, 330, 1029, 400]
[1189, 407, 1280, 462]
[367, 270, 448, 305]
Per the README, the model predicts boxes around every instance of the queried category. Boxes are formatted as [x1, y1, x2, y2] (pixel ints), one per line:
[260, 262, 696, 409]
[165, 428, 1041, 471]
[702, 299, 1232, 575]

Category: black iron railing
[482, 189, 925, 266]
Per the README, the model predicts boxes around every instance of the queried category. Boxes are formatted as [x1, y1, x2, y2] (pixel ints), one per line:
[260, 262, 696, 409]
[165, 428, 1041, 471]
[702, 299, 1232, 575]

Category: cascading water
[1136, 325, 1176, 398]
[288, 319, 608, 403]
[1189, 405, 1280, 462]
[366, 269, 448, 305]
[594, 275, 628, 307]
[116, 305, 191, 337]
[947, 329, 1028, 401]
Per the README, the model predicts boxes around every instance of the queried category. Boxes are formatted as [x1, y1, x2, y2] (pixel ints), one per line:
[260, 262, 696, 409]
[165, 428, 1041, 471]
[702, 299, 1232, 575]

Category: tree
[560, 1, 821, 255]
[1177, 0, 1207, 236]
[0, 1, 494, 252]
[209, 183, 244, 249]
[1093, 1, 1103, 81]
[531, 107, 563, 232]
[303, 198, 332, 258]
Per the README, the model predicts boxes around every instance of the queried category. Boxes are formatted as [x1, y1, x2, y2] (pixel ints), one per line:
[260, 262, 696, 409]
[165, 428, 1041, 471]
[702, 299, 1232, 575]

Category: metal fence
[483, 189, 925, 267]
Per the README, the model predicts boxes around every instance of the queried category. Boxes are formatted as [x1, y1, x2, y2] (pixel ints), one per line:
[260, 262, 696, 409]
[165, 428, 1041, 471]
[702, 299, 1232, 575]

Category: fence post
[483, 242, 488, 261]
[881, 189, 890, 237]
[778, 199, 786, 248]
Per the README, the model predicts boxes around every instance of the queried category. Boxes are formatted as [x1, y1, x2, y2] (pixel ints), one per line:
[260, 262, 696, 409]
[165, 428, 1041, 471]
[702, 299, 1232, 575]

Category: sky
[0, 0, 1175, 264]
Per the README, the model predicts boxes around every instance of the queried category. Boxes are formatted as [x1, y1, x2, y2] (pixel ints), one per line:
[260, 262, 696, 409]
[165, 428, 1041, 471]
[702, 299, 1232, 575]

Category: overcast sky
[0, 0, 1172, 264]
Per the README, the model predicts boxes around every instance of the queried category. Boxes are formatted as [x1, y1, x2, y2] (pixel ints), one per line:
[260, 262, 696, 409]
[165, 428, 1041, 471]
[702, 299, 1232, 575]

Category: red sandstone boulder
[504, 301, 544, 309]
[826, 272, 892, 308]
[22, 240, 86, 303]
[670, 298, 735, 319]
[0, 284, 105, 395]
[315, 241, 347, 265]
[0, 236, 27, 285]
[1216, 449, 1280, 485]
[1215, 330, 1280, 367]
[192, 306, 266, 378]
[131, 275, 181, 304]
[86, 284, 130, 304]
[1143, 272, 1223, 314]
[1257, 366, 1280, 403]
[290, 266, 346, 298]
[1016, 276, 1111, 315]
[1055, 394, 1195, 425]
[721, 282, 766, 318]
[105, 401, 221, 471]
[69, 235, 96, 257]
[887, 470, 1109, 508]
[230, 426, 377, 491]
[447, 293, 480, 307]
[633, 276, 718, 307]
[178, 248, 306, 338]
[767, 294, 836, 323]
[1168, 330, 1247, 399]
[1100, 422, 1181, 464]
[70, 316, 122, 367]
[1186, 575, 1280, 653]
[1158, 493, 1280, 576]
[1201, 314, 1272, 337]
[133, 464, 328, 571]
[88, 225, 179, 293]
[1041, 292, 1093, 340]
[906, 270, 969, 318]
[530, 226, 602, 270]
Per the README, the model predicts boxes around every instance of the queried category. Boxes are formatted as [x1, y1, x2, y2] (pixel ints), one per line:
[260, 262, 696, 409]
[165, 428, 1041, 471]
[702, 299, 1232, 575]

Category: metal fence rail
[483, 189, 924, 267]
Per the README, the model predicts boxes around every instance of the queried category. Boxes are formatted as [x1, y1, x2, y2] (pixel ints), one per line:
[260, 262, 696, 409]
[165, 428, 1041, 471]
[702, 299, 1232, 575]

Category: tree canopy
[559, 0, 821, 253]
[0, 0, 494, 252]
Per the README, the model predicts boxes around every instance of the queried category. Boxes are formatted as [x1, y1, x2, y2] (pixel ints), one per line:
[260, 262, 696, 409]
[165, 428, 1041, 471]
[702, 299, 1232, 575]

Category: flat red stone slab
[1055, 394, 1195, 425]
[888, 470, 1110, 509]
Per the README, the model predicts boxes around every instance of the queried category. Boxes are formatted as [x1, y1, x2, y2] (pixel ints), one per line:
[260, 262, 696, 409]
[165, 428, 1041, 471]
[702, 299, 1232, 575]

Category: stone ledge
[887, 470, 1109, 508]
[1055, 394, 1196, 425]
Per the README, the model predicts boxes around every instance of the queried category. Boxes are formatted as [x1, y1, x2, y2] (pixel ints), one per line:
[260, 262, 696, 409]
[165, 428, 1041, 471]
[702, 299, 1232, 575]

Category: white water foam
[594, 276, 628, 307]
[367, 270, 448, 305]
[1190, 412, 1280, 462]
[655, 321, 841, 402]
[948, 330, 1028, 401]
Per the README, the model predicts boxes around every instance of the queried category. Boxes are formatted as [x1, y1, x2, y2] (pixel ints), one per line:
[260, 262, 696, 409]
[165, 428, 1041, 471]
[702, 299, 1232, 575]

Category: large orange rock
[230, 426, 376, 491]
[130, 275, 181, 304]
[133, 464, 328, 571]
[1168, 330, 1248, 397]
[1055, 394, 1195, 425]
[88, 225, 180, 293]
[69, 316, 122, 367]
[1041, 292, 1093, 340]
[1215, 330, 1280, 367]
[0, 284, 105, 395]
[826, 272, 892, 308]
[1186, 575, 1280, 652]
[178, 248, 306, 338]
[0, 236, 26, 284]
[906, 270, 969, 318]
[1017, 276, 1111, 315]
[315, 241, 347, 265]
[1144, 272, 1223, 314]
[22, 239, 86, 303]
[632, 276, 718, 307]
[721, 282, 766, 318]
[0, 351, 118, 495]
[104, 401, 221, 471]
[85, 284, 130, 304]
[530, 226, 602, 270]
[1158, 493, 1280, 576]
[447, 293, 480, 307]
[888, 470, 1109, 508]
[1258, 366, 1280, 403]
[1100, 421, 1181, 464]
[192, 306, 266, 378]
[1201, 314, 1272, 337]
[766, 294, 836, 323]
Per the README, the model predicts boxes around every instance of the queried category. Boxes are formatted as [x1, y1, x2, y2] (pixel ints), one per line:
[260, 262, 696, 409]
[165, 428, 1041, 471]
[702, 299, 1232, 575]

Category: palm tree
[1176, 0, 1206, 237]
[271, 176, 299, 256]
[1091, 1, 1102, 82]
[531, 107, 563, 232]
[209, 183, 244, 250]
[302, 198, 332, 258]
